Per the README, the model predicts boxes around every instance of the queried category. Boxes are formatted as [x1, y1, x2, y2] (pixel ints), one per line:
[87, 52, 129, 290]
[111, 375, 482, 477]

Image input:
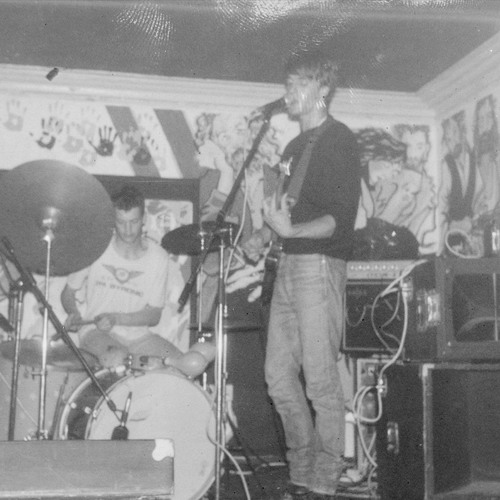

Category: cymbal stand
[7, 279, 25, 440]
[1, 237, 121, 433]
[213, 234, 230, 500]
[36, 214, 57, 439]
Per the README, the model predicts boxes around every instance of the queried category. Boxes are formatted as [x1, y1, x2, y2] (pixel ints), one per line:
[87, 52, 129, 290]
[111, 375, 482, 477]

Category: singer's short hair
[284, 51, 339, 106]
[111, 185, 145, 214]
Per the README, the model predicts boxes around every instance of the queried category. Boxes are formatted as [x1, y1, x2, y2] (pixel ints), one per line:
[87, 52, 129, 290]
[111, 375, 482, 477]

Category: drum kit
[0, 160, 244, 500]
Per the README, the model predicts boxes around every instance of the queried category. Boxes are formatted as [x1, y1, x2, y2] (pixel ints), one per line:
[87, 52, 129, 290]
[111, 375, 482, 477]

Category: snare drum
[56, 368, 216, 500]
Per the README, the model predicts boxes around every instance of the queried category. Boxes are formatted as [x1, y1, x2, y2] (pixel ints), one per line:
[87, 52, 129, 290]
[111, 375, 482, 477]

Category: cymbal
[0, 339, 99, 371]
[0, 161, 114, 276]
[162, 221, 238, 255]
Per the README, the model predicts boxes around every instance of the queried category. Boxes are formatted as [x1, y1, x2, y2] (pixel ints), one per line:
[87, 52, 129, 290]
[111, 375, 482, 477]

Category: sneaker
[280, 483, 311, 499]
[307, 492, 336, 499]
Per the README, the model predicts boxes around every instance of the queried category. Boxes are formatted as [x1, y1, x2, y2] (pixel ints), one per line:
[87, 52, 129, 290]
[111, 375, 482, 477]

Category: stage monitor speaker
[376, 362, 500, 499]
[0, 439, 174, 499]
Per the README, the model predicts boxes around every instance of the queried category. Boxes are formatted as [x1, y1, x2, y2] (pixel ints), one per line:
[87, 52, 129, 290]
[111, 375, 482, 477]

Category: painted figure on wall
[473, 94, 500, 213]
[393, 124, 436, 252]
[355, 127, 437, 254]
[439, 110, 486, 252]
[194, 112, 285, 320]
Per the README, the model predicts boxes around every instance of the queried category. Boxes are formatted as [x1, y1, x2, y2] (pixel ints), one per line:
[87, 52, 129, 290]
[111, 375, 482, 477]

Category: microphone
[253, 96, 289, 117]
[111, 391, 132, 440]
[1, 237, 15, 256]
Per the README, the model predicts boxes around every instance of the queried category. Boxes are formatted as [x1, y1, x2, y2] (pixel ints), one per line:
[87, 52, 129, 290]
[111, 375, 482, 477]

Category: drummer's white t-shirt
[66, 239, 169, 345]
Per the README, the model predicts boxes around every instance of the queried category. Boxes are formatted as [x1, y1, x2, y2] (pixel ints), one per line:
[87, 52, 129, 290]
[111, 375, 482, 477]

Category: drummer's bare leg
[80, 330, 129, 368]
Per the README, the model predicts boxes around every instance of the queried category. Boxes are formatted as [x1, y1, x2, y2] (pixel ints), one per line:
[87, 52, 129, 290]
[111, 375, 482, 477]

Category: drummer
[61, 184, 214, 377]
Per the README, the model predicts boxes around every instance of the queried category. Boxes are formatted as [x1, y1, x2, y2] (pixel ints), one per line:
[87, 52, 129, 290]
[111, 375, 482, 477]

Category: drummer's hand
[65, 312, 83, 332]
[94, 313, 116, 333]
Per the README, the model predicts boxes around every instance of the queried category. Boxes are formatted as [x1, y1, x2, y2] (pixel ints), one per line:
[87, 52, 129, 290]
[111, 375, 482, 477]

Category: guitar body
[260, 158, 291, 307]
[261, 239, 282, 306]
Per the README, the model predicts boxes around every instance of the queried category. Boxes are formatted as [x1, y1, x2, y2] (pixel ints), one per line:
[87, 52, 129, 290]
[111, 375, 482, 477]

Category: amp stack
[343, 257, 500, 499]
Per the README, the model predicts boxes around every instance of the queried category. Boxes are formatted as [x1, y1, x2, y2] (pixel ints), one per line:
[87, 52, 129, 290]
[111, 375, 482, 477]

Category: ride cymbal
[0, 161, 114, 276]
[161, 221, 238, 255]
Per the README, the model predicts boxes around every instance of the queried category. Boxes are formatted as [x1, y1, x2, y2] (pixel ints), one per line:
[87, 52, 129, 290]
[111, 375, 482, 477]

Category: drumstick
[72, 318, 96, 327]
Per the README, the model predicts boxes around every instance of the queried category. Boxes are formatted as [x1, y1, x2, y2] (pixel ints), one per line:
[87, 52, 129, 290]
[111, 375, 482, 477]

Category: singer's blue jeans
[265, 253, 346, 496]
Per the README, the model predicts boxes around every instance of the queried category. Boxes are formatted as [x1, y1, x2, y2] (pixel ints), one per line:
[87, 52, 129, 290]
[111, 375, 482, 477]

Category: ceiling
[2, 0, 500, 93]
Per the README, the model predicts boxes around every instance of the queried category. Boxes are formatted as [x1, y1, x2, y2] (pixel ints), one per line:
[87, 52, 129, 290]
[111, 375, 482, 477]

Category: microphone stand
[177, 111, 273, 500]
[0, 238, 120, 431]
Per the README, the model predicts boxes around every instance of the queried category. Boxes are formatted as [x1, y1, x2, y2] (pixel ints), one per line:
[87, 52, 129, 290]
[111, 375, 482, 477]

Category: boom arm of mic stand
[177, 114, 272, 312]
[0, 237, 119, 417]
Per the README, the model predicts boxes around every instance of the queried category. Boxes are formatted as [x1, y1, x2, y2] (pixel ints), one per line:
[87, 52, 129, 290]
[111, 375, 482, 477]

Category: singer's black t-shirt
[280, 117, 361, 260]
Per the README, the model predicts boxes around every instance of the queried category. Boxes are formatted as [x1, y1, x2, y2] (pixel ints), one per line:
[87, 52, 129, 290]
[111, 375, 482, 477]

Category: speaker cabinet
[376, 363, 500, 499]
[345, 258, 500, 362]
[343, 260, 417, 357]
[0, 440, 174, 499]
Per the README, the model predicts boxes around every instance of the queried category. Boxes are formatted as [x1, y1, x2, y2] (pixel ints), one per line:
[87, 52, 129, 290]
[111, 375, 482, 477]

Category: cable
[205, 388, 252, 500]
[347, 259, 428, 491]
[444, 228, 482, 259]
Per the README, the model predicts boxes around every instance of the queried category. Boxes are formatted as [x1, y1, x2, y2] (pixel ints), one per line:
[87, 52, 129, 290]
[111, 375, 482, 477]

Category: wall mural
[440, 93, 500, 258]
[0, 95, 439, 338]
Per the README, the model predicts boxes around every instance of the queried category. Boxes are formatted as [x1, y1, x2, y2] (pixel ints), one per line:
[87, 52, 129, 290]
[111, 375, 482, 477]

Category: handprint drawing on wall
[4, 99, 26, 131]
[31, 102, 67, 150]
[88, 125, 118, 157]
[119, 127, 152, 166]
[63, 122, 86, 154]
[32, 116, 64, 149]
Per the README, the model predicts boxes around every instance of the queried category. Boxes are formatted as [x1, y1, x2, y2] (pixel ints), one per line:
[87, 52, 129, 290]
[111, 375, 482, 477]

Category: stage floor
[206, 454, 378, 500]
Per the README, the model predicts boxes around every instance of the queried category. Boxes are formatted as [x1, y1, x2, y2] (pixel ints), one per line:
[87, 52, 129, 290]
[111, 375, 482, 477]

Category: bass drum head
[54, 366, 125, 440]
[87, 369, 215, 500]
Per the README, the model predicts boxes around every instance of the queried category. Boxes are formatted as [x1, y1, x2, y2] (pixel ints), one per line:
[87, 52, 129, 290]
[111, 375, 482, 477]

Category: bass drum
[57, 367, 216, 500]
[55, 366, 126, 440]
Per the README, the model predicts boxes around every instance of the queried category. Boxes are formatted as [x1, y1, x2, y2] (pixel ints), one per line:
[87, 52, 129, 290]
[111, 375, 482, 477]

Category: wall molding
[418, 31, 500, 116]
[0, 63, 433, 120]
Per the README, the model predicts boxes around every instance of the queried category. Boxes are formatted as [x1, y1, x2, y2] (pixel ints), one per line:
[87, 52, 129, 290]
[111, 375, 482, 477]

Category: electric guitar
[261, 158, 293, 306]
[259, 116, 335, 306]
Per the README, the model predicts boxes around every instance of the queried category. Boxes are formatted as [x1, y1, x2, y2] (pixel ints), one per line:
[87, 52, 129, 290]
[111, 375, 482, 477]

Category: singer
[243, 52, 361, 500]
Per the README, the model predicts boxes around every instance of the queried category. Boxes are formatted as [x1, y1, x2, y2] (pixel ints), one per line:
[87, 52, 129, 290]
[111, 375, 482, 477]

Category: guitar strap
[285, 115, 334, 204]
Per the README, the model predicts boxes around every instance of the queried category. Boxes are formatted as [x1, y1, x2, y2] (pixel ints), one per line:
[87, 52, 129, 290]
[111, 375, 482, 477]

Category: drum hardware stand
[178, 111, 273, 500]
[0, 237, 122, 438]
[5, 278, 25, 440]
